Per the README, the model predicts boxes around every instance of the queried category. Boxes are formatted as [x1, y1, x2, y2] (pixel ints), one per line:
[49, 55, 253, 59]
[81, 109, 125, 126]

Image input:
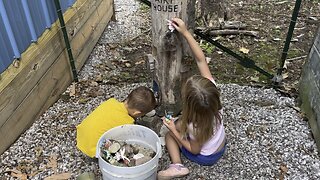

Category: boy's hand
[171, 18, 187, 35]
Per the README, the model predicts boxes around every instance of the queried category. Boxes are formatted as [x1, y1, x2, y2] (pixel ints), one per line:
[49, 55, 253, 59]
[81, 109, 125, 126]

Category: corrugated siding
[0, 0, 76, 73]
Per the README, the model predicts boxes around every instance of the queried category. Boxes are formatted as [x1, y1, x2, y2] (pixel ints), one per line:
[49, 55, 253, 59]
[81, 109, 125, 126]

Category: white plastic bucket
[96, 124, 162, 180]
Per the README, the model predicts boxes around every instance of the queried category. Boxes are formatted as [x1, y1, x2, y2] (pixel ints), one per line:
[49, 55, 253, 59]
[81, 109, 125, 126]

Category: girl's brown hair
[126, 86, 156, 114]
[180, 75, 222, 145]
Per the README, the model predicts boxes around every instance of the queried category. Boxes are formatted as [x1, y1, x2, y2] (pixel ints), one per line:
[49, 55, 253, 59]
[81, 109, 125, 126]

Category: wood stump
[150, 0, 195, 116]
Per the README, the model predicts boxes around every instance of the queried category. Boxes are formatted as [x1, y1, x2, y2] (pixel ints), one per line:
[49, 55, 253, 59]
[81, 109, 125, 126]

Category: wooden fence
[0, 0, 114, 155]
[300, 26, 320, 152]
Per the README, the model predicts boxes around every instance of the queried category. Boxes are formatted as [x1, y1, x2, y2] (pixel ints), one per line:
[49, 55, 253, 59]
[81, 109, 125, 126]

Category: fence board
[0, 0, 102, 126]
[299, 26, 320, 152]
[0, 0, 113, 154]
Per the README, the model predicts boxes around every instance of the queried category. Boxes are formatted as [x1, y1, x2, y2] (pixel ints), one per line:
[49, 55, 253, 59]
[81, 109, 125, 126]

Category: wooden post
[150, 0, 195, 116]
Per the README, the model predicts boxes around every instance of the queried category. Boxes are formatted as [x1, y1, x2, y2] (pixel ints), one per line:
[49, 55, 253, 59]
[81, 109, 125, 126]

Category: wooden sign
[152, 0, 180, 13]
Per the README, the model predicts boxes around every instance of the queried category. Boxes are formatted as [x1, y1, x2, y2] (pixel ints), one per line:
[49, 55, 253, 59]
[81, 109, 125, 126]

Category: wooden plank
[308, 110, 320, 152]
[65, 0, 104, 50]
[75, 0, 114, 69]
[0, 0, 96, 91]
[71, 0, 113, 65]
[0, 0, 104, 127]
[0, 0, 113, 154]
[300, 43, 320, 151]
[0, 51, 72, 154]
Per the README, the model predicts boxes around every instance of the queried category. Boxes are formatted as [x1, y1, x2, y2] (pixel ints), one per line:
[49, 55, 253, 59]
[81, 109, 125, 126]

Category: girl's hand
[171, 18, 187, 35]
[161, 116, 176, 132]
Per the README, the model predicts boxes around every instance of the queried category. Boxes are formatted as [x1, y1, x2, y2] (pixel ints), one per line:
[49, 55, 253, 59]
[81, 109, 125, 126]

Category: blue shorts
[181, 143, 227, 166]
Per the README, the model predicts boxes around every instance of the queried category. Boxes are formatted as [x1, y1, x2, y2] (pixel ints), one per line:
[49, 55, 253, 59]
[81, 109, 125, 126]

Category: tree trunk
[196, 0, 230, 27]
[150, 0, 195, 116]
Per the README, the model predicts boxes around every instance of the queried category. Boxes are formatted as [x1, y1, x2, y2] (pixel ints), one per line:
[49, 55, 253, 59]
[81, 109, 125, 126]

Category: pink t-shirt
[187, 79, 226, 156]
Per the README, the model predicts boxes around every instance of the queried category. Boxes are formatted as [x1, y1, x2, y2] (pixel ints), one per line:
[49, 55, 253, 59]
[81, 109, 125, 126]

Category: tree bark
[197, 0, 230, 27]
[150, 0, 195, 116]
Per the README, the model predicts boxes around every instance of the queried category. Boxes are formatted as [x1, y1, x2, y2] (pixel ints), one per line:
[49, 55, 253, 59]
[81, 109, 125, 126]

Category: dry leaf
[279, 164, 288, 180]
[282, 73, 289, 79]
[280, 164, 288, 173]
[95, 75, 103, 82]
[212, 36, 221, 41]
[135, 60, 145, 65]
[283, 61, 290, 69]
[29, 169, 44, 177]
[250, 76, 259, 82]
[47, 154, 58, 170]
[79, 98, 90, 104]
[283, 84, 292, 91]
[90, 81, 99, 87]
[35, 146, 43, 157]
[239, 47, 249, 54]
[309, 16, 318, 21]
[206, 57, 211, 64]
[275, 0, 288, 5]
[69, 82, 76, 97]
[292, 106, 301, 112]
[8, 169, 27, 180]
[239, 115, 249, 121]
[279, 173, 285, 180]
[125, 62, 132, 67]
[44, 172, 71, 180]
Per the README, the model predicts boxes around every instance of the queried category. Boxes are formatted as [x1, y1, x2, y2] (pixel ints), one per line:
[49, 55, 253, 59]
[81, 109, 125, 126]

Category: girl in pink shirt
[158, 18, 226, 180]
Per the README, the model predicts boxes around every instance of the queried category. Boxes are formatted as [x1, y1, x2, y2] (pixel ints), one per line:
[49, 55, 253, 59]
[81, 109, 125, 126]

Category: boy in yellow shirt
[76, 86, 157, 157]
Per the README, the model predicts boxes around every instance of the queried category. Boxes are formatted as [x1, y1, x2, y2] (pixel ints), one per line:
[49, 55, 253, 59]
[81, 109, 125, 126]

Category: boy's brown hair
[126, 86, 157, 114]
[180, 75, 222, 145]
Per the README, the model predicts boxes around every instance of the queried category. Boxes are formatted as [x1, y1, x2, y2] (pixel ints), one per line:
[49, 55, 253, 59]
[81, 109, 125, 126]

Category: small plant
[140, 4, 150, 13]
[200, 41, 215, 55]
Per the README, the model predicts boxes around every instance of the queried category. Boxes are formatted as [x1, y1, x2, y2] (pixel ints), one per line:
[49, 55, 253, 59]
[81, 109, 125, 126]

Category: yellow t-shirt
[76, 98, 134, 157]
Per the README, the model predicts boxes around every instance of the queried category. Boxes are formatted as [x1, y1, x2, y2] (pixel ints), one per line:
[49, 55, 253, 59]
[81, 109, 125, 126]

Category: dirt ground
[104, 0, 319, 99]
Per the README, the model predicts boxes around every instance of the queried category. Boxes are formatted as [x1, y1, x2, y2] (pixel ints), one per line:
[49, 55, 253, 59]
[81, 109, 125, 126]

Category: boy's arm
[171, 18, 214, 80]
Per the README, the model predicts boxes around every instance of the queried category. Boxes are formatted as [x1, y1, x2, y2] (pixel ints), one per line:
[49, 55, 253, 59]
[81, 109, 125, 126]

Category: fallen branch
[208, 29, 259, 37]
[198, 21, 247, 32]
[286, 55, 307, 62]
[222, 21, 247, 29]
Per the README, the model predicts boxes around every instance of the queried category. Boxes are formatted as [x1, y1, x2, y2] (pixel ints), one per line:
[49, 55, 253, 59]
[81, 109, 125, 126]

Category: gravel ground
[1, 0, 319, 179]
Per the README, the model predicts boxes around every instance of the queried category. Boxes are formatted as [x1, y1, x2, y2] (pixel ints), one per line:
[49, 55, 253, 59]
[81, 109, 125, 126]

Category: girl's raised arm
[171, 18, 214, 81]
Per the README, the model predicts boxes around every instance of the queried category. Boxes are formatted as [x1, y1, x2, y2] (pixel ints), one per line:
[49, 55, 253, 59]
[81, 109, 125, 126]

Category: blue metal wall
[0, 0, 76, 73]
